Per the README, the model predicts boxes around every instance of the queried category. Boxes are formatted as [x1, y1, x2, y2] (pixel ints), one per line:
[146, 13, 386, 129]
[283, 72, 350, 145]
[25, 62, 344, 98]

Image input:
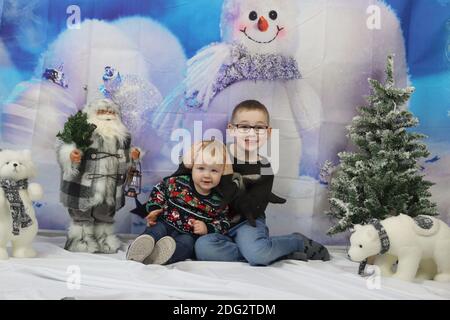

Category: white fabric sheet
[0, 236, 448, 300]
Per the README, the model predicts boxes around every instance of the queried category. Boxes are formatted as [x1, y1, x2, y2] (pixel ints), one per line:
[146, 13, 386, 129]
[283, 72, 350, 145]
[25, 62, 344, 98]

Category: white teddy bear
[348, 214, 450, 282]
[0, 150, 43, 259]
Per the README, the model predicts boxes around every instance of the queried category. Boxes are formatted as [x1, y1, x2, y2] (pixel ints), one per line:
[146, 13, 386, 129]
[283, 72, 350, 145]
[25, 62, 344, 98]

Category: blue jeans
[195, 218, 304, 266]
[143, 221, 196, 264]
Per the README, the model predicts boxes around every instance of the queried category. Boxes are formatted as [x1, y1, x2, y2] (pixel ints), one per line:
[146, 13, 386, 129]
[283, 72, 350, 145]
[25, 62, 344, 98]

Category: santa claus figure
[56, 99, 142, 253]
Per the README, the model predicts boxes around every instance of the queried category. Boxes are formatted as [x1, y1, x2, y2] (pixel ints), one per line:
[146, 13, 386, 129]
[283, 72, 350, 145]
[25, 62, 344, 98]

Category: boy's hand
[192, 220, 208, 235]
[146, 208, 163, 227]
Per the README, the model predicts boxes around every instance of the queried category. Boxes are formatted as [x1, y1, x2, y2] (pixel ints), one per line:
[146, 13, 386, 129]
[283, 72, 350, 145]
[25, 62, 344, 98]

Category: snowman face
[221, 0, 298, 55]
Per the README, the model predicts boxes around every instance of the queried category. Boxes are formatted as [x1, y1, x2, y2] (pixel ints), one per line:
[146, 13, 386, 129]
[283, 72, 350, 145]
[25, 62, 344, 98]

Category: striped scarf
[0, 179, 33, 235]
[358, 219, 390, 276]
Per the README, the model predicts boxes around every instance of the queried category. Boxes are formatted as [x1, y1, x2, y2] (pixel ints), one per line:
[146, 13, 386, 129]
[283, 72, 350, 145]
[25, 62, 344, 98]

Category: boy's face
[228, 109, 271, 153]
[191, 151, 224, 195]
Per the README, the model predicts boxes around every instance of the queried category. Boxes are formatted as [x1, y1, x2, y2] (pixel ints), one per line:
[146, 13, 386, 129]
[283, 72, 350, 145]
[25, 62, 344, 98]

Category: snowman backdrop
[0, 0, 449, 243]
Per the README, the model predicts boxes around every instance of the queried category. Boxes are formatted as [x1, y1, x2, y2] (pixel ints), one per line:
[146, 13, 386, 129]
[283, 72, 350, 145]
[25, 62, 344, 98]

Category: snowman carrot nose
[258, 16, 269, 32]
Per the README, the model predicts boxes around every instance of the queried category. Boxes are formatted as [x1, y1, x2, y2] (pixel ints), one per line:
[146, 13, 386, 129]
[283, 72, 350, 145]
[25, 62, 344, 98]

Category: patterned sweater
[172, 157, 286, 227]
[144, 175, 231, 235]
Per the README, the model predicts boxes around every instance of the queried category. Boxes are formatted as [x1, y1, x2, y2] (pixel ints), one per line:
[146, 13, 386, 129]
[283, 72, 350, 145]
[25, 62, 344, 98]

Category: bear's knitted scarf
[0, 179, 33, 235]
[186, 43, 302, 109]
[358, 219, 390, 277]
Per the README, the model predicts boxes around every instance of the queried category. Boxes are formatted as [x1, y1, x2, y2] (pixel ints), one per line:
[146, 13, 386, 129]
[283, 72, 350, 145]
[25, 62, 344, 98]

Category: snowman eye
[359, 245, 363, 248]
[249, 11, 258, 21]
[6, 162, 9, 165]
[269, 10, 278, 20]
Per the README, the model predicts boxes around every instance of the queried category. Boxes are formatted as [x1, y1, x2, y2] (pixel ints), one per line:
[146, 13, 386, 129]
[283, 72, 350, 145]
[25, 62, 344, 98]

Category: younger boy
[127, 140, 234, 265]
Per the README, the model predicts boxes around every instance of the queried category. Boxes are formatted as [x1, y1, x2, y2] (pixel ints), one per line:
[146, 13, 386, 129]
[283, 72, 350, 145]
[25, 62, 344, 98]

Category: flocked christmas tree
[326, 55, 438, 235]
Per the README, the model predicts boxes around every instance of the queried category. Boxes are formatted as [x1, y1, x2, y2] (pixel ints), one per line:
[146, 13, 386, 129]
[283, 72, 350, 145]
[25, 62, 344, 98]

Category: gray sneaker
[286, 251, 308, 261]
[293, 232, 331, 261]
[126, 235, 155, 263]
[143, 236, 176, 265]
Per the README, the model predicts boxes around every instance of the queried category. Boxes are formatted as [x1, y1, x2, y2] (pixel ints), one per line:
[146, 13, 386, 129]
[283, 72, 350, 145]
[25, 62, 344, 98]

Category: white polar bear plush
[0, 150, 43, 260]
[348, 214, 450, 282]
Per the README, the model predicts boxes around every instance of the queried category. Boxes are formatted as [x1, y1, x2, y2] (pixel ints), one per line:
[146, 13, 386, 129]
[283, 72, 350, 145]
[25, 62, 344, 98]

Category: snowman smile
[240, 26, 284, 44]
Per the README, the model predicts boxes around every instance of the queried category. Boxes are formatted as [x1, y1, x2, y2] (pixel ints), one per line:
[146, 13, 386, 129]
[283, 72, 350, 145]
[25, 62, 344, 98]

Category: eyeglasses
[232, 124, 269, 135]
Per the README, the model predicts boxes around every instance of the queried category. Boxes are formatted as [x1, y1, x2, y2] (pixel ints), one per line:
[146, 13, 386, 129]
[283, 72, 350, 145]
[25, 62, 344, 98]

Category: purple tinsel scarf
[186, 43, 301, 109]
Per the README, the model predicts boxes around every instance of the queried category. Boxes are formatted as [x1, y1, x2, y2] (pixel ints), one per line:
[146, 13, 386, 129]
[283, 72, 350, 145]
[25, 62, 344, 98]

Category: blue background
[1, 0, 449, 236]
[1, 0, 449, 137]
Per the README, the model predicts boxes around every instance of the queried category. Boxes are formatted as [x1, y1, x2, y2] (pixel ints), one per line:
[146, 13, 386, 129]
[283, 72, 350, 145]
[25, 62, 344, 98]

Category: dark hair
[231, 100, 270, 124]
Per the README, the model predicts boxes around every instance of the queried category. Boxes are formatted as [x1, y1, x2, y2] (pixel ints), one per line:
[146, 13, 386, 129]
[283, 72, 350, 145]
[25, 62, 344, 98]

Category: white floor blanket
[0, 236, 448, 300]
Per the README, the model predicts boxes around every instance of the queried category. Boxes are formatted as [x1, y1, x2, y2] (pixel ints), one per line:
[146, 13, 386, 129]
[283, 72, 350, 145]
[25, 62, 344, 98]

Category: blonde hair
[186, 140, 228, 167]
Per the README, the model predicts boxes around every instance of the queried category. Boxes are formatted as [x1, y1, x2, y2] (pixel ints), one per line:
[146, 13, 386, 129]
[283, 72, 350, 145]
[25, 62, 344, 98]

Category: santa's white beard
[88, 115, 129, 147]
[88, 116, 130, 207]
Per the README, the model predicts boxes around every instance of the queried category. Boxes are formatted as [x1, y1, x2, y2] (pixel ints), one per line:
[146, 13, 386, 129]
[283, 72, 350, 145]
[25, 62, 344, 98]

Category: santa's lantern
[125, 161, 142, 198]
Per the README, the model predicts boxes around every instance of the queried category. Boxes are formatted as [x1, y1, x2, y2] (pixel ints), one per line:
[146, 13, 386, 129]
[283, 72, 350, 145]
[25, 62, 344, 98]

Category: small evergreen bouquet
[56, 111, 97, 152]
